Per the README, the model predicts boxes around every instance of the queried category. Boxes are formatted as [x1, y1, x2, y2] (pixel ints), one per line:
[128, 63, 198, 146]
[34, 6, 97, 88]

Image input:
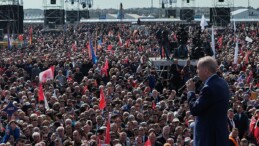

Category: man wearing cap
[186, 56, 230, 146]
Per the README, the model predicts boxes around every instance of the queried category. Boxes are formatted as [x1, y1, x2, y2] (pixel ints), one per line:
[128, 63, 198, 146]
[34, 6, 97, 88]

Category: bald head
[197, 56, 218, 74]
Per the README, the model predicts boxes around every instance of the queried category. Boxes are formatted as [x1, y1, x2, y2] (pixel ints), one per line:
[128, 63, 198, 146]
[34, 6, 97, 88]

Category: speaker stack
[165, 9, 176, 18]
[180, 9, 195, 22]
[66, 10, 78, 23]
[44, 9, 65, 28]
[80, 10, 90, 19]
[210, 8, 230, 26]
[0, 5, 24, 34]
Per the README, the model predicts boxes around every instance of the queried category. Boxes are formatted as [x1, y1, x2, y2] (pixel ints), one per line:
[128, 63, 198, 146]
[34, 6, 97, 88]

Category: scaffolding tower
[0, 0, 24, 34]
[64, 0, 92, 24]
[180, 0, 196, 22]
[211, 0, 234, 26]
[42, 0, 65, 30]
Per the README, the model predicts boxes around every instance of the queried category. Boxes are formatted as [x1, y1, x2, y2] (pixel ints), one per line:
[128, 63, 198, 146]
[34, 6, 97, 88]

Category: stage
[149, 57, 198, 67]
[0, 41, 23, 48]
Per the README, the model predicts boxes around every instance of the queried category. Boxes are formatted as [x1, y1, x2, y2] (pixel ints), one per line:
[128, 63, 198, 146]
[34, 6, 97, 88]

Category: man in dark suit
[234, 105, 249, 139]
[227, 108, 236, 133]
[186, 56, 230, 146]
[170, 59, 183, 92]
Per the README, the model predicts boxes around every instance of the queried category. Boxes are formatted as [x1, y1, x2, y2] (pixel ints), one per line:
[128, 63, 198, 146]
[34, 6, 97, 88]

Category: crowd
[0, 21, 258, 146]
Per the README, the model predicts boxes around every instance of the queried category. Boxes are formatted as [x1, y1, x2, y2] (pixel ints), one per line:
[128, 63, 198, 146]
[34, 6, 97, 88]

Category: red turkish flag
[38, 83, 44, 102]
[39, 66, 55, 83]
[99, 88, 106, 110]
[101, 59, 109, 77]
[104, 59, 109, 70]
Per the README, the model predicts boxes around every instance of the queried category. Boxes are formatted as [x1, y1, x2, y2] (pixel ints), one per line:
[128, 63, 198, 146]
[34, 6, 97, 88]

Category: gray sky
[23, 0, 258, 9]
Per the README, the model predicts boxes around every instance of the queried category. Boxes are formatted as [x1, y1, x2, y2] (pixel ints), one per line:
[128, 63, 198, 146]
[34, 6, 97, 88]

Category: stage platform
[149, 57, 198, 67]
[0, 41, 23, 48]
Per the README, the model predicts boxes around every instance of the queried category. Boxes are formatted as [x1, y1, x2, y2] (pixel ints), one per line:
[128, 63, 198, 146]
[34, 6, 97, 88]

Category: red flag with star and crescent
[39, 66, 55, 83]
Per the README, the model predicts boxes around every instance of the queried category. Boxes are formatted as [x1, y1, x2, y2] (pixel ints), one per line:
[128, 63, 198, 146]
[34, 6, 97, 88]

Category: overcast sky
[22, 0, 258, 9]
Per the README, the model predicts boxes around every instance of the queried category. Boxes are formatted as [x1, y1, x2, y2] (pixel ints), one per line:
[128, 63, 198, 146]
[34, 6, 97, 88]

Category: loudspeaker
[0, 5, 23, 34]
[210, 8, 230, 26]
[44, 9, 65, 26]
[219, 0, 224, 2]
[66, 10, 79, 22]
[80, 10, 90, 19]
[165, 9, 176, 18]
[51, 0, 56, 4]
[71, 0, 74, 4]
[48, 22, 55, 29]
[180, 9, 194, 21]
[187, 0, 190, 3]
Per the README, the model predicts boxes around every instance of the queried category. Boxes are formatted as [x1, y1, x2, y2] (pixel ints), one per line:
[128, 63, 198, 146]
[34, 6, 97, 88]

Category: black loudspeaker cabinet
[180, 9, 194, 21]
[80, 10, 90, 19]
[210, 8, 230, 26]
[44, 9, 65, 25]
[165, 9, 176, 18]
[0, 5, 23, 34]
[66, 10, 79, 22]
[51, 0, 56, 4]
[219, 0, 224, 2]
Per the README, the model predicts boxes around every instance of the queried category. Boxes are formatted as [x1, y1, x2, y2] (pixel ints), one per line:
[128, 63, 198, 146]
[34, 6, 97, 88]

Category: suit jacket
[227, 118, 236, 132]
[234, 112, 249, 138]
[188, 74, 230, 146]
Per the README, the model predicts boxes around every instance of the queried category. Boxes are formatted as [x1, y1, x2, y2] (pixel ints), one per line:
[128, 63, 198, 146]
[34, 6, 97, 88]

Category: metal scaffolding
[211, 0, 234, 26]
[0, 0, 23, 34]
[42, 0, 65, 30]
[64, 0, 92, 24]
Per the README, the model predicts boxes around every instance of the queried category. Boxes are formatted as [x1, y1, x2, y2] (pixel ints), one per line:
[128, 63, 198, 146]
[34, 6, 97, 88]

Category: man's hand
[186, 78, 196, 92]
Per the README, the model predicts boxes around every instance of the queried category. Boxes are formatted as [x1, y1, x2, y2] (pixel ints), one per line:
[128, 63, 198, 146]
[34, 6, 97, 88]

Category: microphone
[178, 76, 200, 92]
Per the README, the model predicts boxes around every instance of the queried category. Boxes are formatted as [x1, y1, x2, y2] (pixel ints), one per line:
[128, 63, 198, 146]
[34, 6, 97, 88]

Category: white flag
[39, 66, 55, 83]
[245, 36, 253, 42]
[233, 19, 236, 32]
[233, 40, 239, 64]
[200, 15, 208, 30]
[44, 94, 50, 110]
[211, 26, 216, 58]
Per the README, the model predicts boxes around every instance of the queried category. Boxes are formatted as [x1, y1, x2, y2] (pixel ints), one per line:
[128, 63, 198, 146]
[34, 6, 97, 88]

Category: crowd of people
[0, 21, 258, 146]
